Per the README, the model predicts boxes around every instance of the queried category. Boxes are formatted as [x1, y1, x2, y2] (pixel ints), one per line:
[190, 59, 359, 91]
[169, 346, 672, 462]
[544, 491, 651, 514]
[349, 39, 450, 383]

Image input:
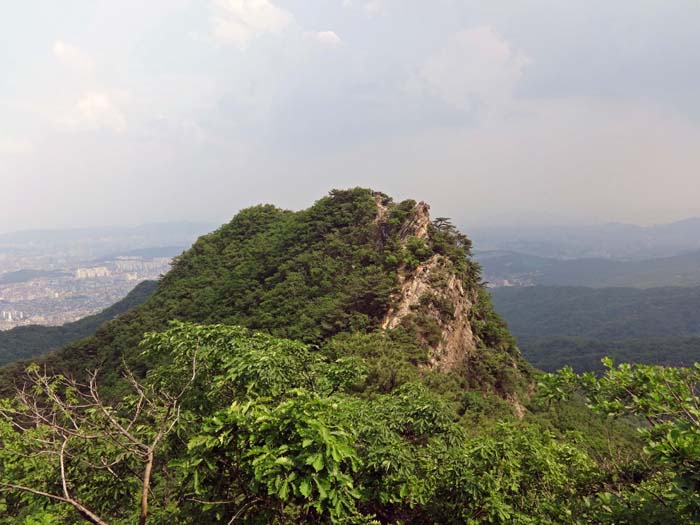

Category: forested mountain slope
[491, 286, 700, 371]
[516, 335, 700, 373]
[2, 188, 529, 398]
[0, 280, 156, 366]
[492, 286, 700, 340]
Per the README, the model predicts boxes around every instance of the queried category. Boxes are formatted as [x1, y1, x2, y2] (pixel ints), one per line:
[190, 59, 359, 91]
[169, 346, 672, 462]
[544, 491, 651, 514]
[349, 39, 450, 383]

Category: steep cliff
[379, 201, 478, 371]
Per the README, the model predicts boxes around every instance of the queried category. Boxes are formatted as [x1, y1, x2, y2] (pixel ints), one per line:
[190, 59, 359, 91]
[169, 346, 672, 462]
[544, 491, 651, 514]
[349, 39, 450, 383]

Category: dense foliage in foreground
[541, 360, 700, 523]
[1, 323, 697, 524]
[0, 323, 643, 524]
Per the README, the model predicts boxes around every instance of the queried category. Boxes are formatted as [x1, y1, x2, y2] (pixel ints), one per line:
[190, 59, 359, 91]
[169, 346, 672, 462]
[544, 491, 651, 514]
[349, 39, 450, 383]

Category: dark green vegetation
[0, 188, 697, 524]
[519, 337, 700, 373]
[491, 286, 700, 372]
[0, 280, 157, 367]
[492, 286, 700, 340]
[477, 249, 700, 288]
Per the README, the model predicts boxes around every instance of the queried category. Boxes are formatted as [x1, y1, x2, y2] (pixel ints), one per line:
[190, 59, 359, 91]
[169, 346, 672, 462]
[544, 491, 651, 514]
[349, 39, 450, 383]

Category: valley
[490, 285, 700, 372]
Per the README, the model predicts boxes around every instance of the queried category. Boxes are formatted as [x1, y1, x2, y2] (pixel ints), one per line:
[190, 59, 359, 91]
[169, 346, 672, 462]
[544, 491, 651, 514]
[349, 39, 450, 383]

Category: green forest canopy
[491, 285, 700, 372]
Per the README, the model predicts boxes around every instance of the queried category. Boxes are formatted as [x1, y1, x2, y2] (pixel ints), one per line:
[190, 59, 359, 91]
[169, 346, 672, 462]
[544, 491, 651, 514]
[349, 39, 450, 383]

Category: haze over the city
[2, 0, 700, 230]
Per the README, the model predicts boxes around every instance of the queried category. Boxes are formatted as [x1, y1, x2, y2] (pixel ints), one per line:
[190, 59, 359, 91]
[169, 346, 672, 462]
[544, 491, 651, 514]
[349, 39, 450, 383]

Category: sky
[1, 0, 700, 231]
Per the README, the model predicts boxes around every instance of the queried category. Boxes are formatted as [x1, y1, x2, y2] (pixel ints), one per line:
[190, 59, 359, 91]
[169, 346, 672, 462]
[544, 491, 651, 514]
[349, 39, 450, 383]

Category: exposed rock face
[398, 201, 431, 241]
[378, 200, 478, 372]
[507, 392, 527, 420]
[373, 194, 390, 226]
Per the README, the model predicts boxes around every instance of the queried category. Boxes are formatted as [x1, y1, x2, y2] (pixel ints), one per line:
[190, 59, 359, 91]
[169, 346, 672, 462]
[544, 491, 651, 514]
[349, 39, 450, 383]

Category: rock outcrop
[378, 199, 478, 372]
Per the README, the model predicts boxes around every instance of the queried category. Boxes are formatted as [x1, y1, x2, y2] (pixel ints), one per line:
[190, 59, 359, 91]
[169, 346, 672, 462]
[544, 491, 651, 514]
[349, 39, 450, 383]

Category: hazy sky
[2, 0, 700, 231]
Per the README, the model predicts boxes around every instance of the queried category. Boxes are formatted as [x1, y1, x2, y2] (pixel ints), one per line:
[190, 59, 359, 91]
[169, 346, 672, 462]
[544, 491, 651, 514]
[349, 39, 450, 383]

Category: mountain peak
[4, 188, 530, 400]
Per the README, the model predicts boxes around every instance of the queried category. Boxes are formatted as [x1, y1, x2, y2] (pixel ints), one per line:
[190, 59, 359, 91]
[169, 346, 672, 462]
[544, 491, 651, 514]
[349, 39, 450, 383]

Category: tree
[540, 359, 700, 523]
[0, 356, 196, 525]
[0, 322, 634, 524]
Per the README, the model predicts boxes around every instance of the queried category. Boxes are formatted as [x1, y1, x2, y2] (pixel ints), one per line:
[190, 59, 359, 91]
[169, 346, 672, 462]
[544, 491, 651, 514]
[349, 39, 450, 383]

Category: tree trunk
[140, 449, 154, 525]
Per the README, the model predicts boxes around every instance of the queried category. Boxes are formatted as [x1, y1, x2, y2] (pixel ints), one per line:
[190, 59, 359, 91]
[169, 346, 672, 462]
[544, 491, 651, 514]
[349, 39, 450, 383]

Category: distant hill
[0, 280, 157, 366]
[0, 269, 70, 285]
[519, 336, 700, 373]
[97, 245, 187, 261]
[470, 217, 700, 260]
[0, 222, 215, 245]
[490, 286, 700, 372]
[477, 249, 700, 288]
[0, 222, 215, 259]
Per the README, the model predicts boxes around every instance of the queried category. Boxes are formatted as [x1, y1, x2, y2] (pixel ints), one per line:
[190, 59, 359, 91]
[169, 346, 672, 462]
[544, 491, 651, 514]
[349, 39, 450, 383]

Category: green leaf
[306, 453, 325, 472]
[299, 479, 312, 498]
[278, 480, 290, 501]
[274, 456, 294, 467]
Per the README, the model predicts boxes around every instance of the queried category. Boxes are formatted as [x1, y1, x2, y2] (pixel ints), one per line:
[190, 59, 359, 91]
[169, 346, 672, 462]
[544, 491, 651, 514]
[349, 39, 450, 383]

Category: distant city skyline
[2, 1, 700, 229]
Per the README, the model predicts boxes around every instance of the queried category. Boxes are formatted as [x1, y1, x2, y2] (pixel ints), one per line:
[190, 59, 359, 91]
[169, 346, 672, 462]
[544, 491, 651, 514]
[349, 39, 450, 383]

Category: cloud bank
[1, 0, 699, 230]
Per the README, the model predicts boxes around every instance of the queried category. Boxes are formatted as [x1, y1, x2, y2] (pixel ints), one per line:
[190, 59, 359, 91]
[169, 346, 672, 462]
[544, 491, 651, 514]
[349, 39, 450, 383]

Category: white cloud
[310, 31, 342, 47]
[47, 42, 129, 134]
[212, 0, 293, 49]
[343, 0, 383, 15]
[364, 0, 383, 14]
[52, 40, 93, 70]
[75, 92, 128, 133]
[301, 97, 700, 226]
[0, 139, 33, 155]
[419, 26, 531, 114]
